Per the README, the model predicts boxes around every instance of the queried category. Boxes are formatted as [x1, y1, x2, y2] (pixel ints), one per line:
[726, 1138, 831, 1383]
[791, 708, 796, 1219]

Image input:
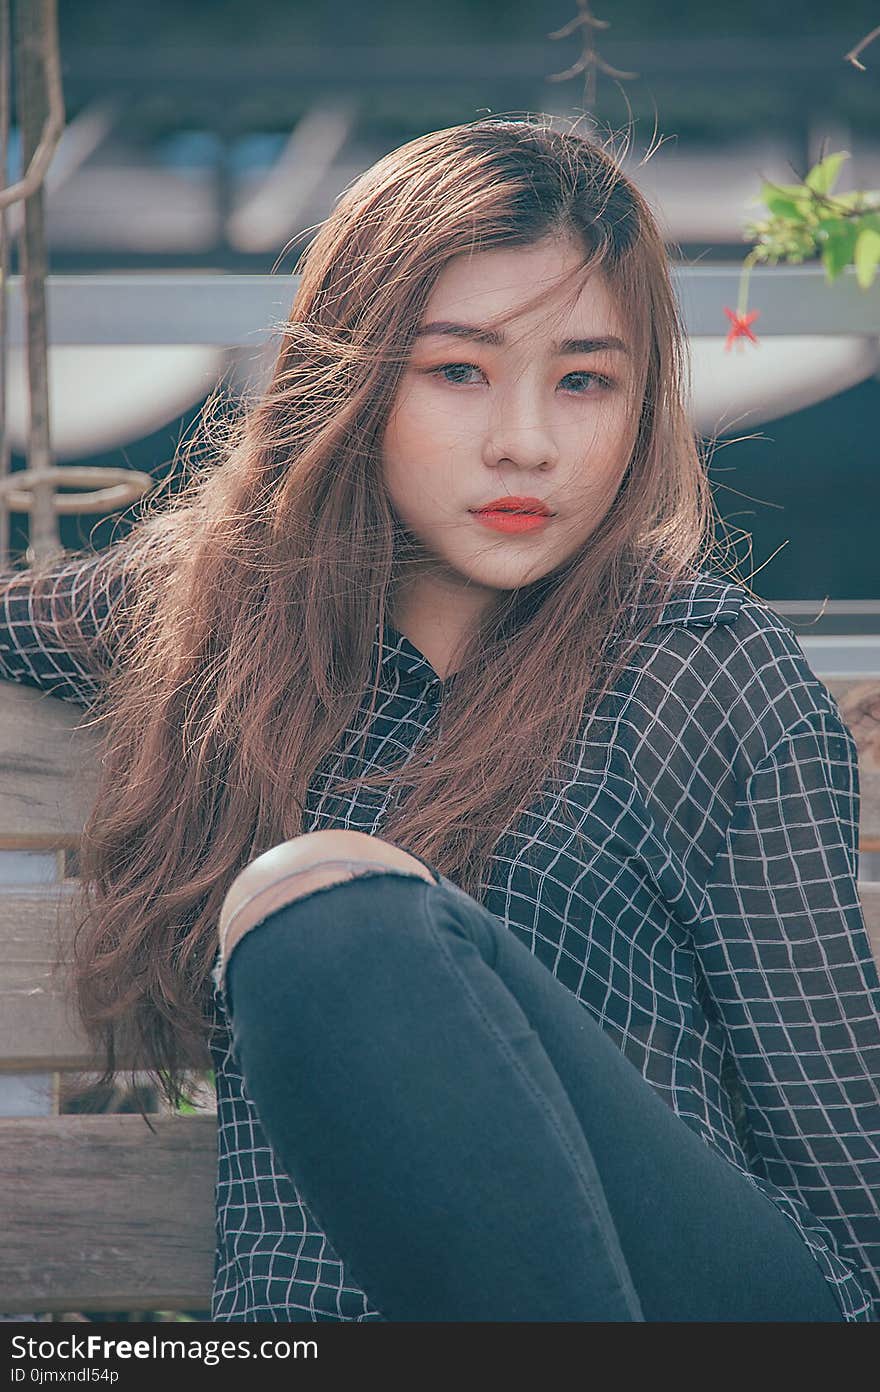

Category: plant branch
[844, 23, 880, 71]
[547, 1, 638, 110]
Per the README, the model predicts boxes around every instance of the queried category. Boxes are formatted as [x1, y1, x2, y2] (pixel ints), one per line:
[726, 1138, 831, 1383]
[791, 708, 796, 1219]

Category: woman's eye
[431, 362, 483, 385]
[560, 371, 612, 393]
[428, 363, 612, 392]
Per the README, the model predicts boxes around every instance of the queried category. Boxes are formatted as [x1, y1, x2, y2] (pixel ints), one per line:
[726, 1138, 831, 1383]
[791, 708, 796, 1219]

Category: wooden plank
[0, 883, 213, 1070]
[861, 881, 880, 966]
[827, 679, 880, 851]
[0, 683, 98, 848]
[0, 878, 878, 1070]
[0, 1114, 215, 1313]
[0, 885, 88, 1069]
[0, 677, 877, 845]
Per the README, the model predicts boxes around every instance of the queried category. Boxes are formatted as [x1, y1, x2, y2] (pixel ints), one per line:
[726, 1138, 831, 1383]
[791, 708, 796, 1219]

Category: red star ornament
[723, 306, 760, 351]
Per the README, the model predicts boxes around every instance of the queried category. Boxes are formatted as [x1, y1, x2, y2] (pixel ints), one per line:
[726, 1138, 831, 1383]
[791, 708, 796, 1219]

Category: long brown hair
[29, 116, 742, 1109]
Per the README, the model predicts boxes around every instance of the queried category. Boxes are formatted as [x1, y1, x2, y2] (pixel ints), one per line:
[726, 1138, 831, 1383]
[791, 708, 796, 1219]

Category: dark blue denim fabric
[223, 867, 846, 1323]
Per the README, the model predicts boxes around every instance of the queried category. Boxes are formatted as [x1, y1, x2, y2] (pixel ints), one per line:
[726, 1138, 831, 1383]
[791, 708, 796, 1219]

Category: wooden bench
[0, 674, 878, 1317]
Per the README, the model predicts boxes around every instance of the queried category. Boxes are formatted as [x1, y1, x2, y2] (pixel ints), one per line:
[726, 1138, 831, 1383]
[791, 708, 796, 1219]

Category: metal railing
[6, 264, 880, 344]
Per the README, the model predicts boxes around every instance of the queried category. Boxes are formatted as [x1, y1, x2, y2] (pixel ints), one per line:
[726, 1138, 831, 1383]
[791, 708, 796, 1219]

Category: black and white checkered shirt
[1, 545, 878, 1322]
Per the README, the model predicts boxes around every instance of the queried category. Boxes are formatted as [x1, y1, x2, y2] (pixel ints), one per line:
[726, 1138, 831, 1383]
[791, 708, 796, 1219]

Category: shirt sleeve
[0, 541, 137, 708]
[693, 706, 880, 1303]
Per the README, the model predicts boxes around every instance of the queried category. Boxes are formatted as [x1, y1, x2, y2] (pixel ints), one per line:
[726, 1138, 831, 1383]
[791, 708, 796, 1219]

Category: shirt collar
[374, 620, 445, 697]
[645, 572, 746, 628]
[375, 573, 746, 695]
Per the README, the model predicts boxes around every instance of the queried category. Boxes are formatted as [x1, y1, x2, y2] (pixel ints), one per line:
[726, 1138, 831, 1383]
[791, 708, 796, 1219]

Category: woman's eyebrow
[415, 320, 630, 356]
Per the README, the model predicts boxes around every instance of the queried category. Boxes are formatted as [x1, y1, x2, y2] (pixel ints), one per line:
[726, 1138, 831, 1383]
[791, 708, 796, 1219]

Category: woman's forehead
[424, 252, 625, 342]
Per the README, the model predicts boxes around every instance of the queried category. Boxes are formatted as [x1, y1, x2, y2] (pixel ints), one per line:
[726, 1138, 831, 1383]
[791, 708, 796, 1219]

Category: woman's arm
[0, 539, 137, 708]
[693, 706, 880, 1303]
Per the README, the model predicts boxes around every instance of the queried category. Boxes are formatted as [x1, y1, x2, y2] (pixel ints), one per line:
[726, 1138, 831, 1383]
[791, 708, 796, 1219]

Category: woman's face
[381, 235, 639, 607]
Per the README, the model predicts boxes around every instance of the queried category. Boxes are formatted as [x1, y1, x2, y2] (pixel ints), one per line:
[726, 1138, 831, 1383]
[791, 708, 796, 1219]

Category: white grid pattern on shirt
[1, 546, 877, 1322]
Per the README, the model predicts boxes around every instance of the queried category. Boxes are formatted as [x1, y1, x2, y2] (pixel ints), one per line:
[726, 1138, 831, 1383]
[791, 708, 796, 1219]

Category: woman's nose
[484, 388, 559, 470]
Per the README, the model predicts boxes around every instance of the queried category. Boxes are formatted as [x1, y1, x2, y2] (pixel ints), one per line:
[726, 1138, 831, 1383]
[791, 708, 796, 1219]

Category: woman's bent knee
[217, 830, 436, 991]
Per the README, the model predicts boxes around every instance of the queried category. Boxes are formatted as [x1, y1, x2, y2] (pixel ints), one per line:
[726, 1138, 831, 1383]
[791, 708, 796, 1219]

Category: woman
[2, 117, 878, 1322]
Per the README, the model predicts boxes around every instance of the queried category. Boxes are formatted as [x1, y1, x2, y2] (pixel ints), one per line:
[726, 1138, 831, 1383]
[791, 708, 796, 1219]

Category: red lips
[472, 495, 552, 515]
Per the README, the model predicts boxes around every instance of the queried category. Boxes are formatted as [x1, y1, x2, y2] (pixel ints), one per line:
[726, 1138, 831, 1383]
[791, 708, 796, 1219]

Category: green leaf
[762, 180, 810, 200]
[818, 218, 857, 278]
[853, 225, 880, 289]
[829, 189, 880, 211]
[804, 151, 849, 196]
[763, 190, 807, 220]
[759, 180, 812, 219]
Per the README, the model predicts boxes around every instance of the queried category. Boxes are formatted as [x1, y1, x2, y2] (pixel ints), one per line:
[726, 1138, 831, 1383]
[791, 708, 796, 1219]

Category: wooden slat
[0, 683, 98, 848]
[859, 881, 880, 966]
[826, 679, 880, 851]
[0, 678, 877, 847]
[0, 882, 213, 1070]
[0, 1114, 215, 1313]
[0, 878, 878, 1071]
[0, 884, 94, 1069]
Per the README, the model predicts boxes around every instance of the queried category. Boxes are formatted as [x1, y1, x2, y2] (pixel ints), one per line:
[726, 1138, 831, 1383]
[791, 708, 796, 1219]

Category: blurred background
[5, 0, 880, 617]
